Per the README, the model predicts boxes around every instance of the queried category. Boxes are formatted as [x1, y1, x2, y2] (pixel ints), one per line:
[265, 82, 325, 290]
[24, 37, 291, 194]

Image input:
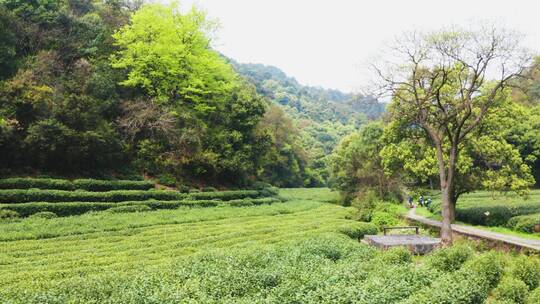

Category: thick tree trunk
[438, 145, 458, 245]
[440, 186, 453, 245]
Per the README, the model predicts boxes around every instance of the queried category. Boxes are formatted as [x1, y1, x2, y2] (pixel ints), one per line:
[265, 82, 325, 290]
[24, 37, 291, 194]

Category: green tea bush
[426, 243, 474, 272]
[0, 177, 155, 191]
[378, 247, 412, 265]
[404, 252, 504, 304]
[371, 211, 399, 229]
[0, 189, 186, 203]
[250, 181, 272, 190]
[456, 202, 540, 226]
[0, 209, 20, 220]
[492, 277, 529, 304]
[29, 211, 57, 219]
[527, 288, 540, 304]
[507, 214, 540, 233]
[0, 200, 212, 217]
[72, 179, 154, 191]
[0, 178, 74, 190]
[227, 198, 278, 207]
[338, 222, 378, 239]
[258, 187, 279, 197]
[187, 190, 262, 201]
[157, 174, 177, 187]
[178, 185, 190, 193]
[511, 256, 540, 290]
[0, 197, 282, 217]
[107, 205, 152, 213]
[202, 187, 217, 192]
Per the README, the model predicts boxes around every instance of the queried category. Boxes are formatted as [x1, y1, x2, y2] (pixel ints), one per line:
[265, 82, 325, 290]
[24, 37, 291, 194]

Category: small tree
[372, 24, 533, 244]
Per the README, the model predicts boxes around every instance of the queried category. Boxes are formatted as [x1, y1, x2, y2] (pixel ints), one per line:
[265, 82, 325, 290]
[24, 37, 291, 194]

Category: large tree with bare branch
[373, 24, 533, 244]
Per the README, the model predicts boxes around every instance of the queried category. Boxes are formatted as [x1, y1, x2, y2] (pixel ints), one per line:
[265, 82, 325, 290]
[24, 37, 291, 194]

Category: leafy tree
[111, 3, 235, 111]
[373, 25, 533, 243]
[329, 122, 400, 204]
[381, 98, 534, 198]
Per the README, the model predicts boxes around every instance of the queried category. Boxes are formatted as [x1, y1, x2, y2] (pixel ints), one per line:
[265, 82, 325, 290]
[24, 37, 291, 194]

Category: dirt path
[406, 207, 540, 251]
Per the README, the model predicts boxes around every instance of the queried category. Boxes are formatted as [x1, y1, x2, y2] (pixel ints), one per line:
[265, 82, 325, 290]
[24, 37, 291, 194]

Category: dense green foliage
[329, 122, 400, 204]
[233, 62, 384, 185]
[0, 177, 154, 191]
[0, 176, 279, 216]
[0, 1, 382, 188]
[0, 188, 538, 303]
[382, 95, 535, 198]
[429, 190, 540, 227]
[507, 213, 540, 233]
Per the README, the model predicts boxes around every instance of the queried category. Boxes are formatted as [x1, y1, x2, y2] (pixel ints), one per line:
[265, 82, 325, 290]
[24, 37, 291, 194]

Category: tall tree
[373, 25, 532, 244]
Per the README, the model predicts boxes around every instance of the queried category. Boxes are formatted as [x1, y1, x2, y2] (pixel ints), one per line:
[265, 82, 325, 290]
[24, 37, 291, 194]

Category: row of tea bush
[0, 178, 155, 191]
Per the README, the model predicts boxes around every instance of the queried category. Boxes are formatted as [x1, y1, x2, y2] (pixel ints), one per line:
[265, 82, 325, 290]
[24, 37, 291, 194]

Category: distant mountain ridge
[231, 61, 385, 125]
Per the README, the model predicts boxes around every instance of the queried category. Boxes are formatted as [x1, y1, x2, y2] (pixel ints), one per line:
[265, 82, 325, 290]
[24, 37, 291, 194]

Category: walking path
[406, 207, 540, 251]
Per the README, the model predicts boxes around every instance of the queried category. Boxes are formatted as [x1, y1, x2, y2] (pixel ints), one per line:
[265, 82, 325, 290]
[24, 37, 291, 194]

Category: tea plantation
[1, 183, 540, 303]
[429, 190, 540, 234]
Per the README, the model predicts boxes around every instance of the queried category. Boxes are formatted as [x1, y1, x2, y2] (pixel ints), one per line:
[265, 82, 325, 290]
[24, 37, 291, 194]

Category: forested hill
[231, 62, 385, 125]
[0, 1, 383, 188]
[229, 61, 385, 185]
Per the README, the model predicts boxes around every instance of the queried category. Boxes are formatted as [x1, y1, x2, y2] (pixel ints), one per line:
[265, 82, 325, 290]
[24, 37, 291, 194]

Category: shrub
[378, 247, 412, 265]
[0, 189, 186, 203]
[227, 198, 279, 207]
[72, 179, 154, 191]
[404, 252, 504, 304]
[455, 202, 540, 227]
[187, 190, 261, 201]
[426, 243, 474, 272]
[251, 181, 272, 190]
[0, 177, 74, 190]
[189, 189, 200, 193]
[468, 252, 505, 289]
[157, 174, 176, 187]
[107, 205, 152, 213]
[351, 189, 380, 221]
[258, 187, 279, 197]
[0, 209, 20, 220]
[527, 288, 540, 304]
[338, 222, 378, 239]
[0, 177, 155, 191]
[178, 185, 190, 193]
[0, 200, 215, 217]
[202, 187, 217, 192]
[512, 256, 540, 290]
[29, 211, 57, 219]
[370, 211, 399, 229]
[507, 214, 540, 233]
[492, 277, 529, 304]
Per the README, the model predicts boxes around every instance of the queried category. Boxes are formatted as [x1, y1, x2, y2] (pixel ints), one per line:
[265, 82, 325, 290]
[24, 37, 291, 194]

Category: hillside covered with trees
[232, 61, 384, 185]
[0, 1, 381, 188]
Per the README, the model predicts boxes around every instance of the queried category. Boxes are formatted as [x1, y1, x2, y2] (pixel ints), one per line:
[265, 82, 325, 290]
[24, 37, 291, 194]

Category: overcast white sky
[175, 0, 540, 93]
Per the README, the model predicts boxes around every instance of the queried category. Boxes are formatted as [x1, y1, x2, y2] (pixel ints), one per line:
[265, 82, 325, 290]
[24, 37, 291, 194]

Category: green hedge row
[0, 177, 155, 191]
[403, 252, 504, 304]
[0, 189, 186, 203]
[429, 200, 540, 227]
[187, 190, 263, 201]
[507, 213, 540, 233]
[0, 189, 274, 204]
[455, 202, 540, 226]
[0, 197, 283, 217]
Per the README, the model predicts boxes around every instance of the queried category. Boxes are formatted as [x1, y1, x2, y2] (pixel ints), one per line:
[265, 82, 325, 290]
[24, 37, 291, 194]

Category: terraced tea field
[1, 184, 540, 303]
